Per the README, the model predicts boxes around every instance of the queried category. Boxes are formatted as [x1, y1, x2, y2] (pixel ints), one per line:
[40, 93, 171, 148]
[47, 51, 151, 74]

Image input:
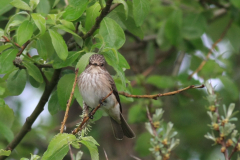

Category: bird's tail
[110, 114, 135, 140]
[120, 113, 135, 138]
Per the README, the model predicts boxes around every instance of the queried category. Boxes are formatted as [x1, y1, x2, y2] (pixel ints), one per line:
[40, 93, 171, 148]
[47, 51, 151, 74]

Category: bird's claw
[88, 108, 94, 119]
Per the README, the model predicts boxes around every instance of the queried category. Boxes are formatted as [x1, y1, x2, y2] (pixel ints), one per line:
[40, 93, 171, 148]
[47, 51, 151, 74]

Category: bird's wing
[105, 71, 122, 113]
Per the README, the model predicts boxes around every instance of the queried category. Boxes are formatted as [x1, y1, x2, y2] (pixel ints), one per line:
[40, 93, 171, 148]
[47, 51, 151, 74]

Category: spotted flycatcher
[78, 54, 135, 140]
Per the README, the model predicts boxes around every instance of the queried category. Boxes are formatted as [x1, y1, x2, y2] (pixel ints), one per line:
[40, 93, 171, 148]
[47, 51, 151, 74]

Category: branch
[188, 19, 233, 79]
[17, 40, 30, 56]
[72, 90, 113, 135]
[0, 69, 61, 160]
[13, 61, 53, 69]
[82, 0, 114, 40]
[118, 85, 205, 100]
[2, 36, 22, 48]
[60, 69, 79, 133]
[146, 107, 157, 136]
[229, 136, 240, 159]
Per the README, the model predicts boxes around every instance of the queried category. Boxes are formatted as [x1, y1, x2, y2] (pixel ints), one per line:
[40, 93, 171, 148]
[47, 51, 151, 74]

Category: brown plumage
[78, 54, 135, 140]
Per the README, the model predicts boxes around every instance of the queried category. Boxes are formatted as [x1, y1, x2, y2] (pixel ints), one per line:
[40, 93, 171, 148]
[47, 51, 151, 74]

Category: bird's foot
[88, 108, 94, 119]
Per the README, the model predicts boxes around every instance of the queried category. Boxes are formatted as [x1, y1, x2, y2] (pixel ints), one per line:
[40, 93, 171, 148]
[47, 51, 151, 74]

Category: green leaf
[165, 10, 182, 46]
[0, 103, 14, 128]
[36, 0, 50, 15]
[30, 154, 40, 160]
[31, 13, 46, 36]
[128, 104, 147, 123]
[36, 38, 47, 60]
[230, 0, 240, 8]
[49, 29, 68, 60]
[0, 121, 14, 143]
[134, 132, 151, 156]
[29, 75, 40, 88]
[113, 0, 128, 19]
[0, 0, 13, 15]
[10, 0, 32, 11]
[0, 149, 11, 156]
[29, 0, 40, 10]
[0, 86, 5, 95]
[42, 133, 77, 160]
[226, 23, 240, 52]
[85, 2, 101, 31]
[37, 32, 55, 57]
[219, 76, 239, 100]
[52, 0, 60, 8]
[60, 20, 75, 31]
[54, 25, 81, 38]
[23, 61, 43, 83]
[80, 138, 99, 160]
[0, 44, 13, 53]
[182, 13, 207, 40]
[53, 51, 80, 69]
[63, 0, 88, 21]
[146, 75, 175, 89]
[74, 86, 83, 107]
[76, 52, 95, 75]
[0, 49, 18, 74]
[108, 3, 143, 39]
[57, 74, 75, 109]
[99, 17, 125, 49]
[132, 0, 150, 26]
[48, 90, 61, 115]
[17, 20, 33, 46]
[7, 70, 27, 96]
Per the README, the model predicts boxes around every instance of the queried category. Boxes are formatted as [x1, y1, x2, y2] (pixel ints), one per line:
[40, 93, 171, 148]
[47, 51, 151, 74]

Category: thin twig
[130, 155, 142, 160]
[72, 90, 113, 135]
[0, 69, 61, 160]
[68, 145, 74, 160]
[118, 84, 204, 100]
[188, 19, 233, 79]
[60, 69, 79, 133]
[2, 36, 22, 48]
[146, 107, 157, 136]
[229, 136, 240, 159]
[17, 40, 31, 56]
[103, 148, 109, 160]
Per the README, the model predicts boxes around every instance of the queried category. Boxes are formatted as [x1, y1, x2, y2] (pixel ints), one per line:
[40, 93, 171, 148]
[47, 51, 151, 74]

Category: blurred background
[1, 0, 240, 160]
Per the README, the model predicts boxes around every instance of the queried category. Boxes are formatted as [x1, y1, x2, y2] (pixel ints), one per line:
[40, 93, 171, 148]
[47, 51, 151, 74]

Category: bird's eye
[101, 63, 104, 66]
[93, 63, 97, 66]
[89, 62, 91, 65]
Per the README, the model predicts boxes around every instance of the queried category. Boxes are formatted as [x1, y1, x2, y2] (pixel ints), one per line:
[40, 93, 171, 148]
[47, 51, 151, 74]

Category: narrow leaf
[49, 29, 68, 60]
[99, 17, 125, 49]
[10, 0, 32, 11]
[0, 49, 18, 74]
[36, 38, 47, 60]
[132, 0, 150, 26]
[31, 13, 46, 35]
[57, 74, 75, 109]
[29, 0, 40, 10]
[7, 70, 27, 96]
[63, 0, 88, 21]
[23, 61, 43, 83]
[0, 121, 14, 142]
[85, 2, 101, 31]
[42, 133, 77, 160]
[0, 149, 11, 156]
[48, 90, 61, 115]
[17, 20, 33, 46]
[53, 51, 80, 69]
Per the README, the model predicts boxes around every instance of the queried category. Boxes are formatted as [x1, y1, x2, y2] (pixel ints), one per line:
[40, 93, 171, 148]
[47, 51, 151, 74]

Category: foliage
[0, 0, 240, 160]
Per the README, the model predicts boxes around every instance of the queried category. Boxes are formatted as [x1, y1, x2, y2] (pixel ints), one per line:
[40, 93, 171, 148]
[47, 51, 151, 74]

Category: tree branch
[188, 19, 233, 79]
[82, 0, 114, 40]
[118, 85, 205, 100]
[72, 90, 113, 135]
[0, 69, 61, 160]
[60, 69, 79, 133]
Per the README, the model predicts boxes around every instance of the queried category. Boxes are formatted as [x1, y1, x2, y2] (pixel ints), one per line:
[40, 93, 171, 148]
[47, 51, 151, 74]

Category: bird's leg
[88, 108, 94, 119]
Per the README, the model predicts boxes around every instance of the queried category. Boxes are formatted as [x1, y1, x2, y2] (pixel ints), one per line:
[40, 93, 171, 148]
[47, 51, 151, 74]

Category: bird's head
[89, 54, 106, 67]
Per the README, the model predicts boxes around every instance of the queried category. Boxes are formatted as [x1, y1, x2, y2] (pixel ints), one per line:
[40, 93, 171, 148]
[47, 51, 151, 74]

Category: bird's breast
[78, 72, 115, 109]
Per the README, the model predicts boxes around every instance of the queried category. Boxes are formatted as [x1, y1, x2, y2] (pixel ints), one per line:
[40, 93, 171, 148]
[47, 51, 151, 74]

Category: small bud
[163, 153, 170, 160]
[226, 139, 233, 147]
[153, 121, 160, 128]
[212, 123, 219, 130]
[221, 147, 226, 153]
[14, 57, 22, 65]
[216, 137, 222, 144]
[154, 145, 160, 151]
[220, 133, 225, 138]
[221, 119, 228, 126]
[237, 143, 240, 151]
[162, 139, 168, 146]
[209, 105, 216, 112]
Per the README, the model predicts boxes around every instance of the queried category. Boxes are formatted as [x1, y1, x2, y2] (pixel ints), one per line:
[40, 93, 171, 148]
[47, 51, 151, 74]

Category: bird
[78, 54, 135, 140]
